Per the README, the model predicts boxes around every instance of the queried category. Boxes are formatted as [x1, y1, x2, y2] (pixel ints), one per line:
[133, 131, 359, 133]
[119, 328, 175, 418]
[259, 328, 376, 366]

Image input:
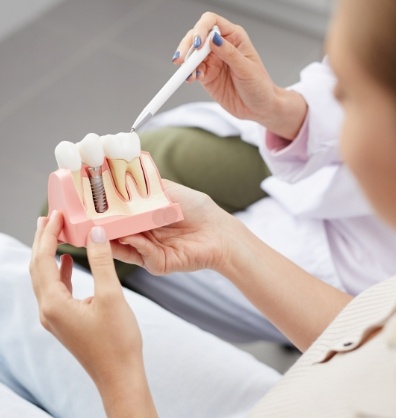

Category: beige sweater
[247, 277, 396, 418]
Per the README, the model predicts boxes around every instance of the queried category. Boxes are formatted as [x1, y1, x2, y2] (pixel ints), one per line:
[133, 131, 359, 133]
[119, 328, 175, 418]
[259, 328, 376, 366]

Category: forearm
[217, 217, 352, 352]
[258, 86, 308, 140]
[96, 361, 158, 418]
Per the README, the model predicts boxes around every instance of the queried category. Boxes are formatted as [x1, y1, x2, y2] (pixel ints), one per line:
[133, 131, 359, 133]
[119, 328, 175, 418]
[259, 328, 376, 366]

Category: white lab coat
[142, 59, 396, 296]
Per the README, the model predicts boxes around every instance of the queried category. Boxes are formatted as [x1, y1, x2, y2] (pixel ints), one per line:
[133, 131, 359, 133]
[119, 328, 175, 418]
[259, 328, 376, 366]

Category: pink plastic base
[48, 153, 183, 247]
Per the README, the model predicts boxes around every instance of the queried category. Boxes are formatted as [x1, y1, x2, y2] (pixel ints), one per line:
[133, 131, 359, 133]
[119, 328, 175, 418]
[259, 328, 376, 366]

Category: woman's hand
[30, 212, 157, 417]
[111, 180, 234, 276]
[174, 12, 307, 139]
[112, 179, 352, 352]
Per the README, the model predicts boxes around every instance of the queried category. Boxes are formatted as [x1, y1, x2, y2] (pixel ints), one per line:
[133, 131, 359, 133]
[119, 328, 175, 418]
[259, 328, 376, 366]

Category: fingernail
[193, 36, 201, 48]
[196, 70, 201, 77]
[91, 226, 107, 244]
[186, 73, 193, 81]
[49, 210, 58, 221]
[213, 32, 223, 47]
[37, 217, 45, 229]
[172, 50, 180, 61]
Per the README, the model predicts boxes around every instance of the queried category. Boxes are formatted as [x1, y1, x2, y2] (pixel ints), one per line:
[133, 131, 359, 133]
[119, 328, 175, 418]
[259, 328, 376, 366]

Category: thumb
[87, 226, 122, 297]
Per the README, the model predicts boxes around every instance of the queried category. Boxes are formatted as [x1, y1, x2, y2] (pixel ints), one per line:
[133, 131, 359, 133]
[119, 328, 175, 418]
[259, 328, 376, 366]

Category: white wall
[0, 0, 64, 41]
[202, 0, 333, 37]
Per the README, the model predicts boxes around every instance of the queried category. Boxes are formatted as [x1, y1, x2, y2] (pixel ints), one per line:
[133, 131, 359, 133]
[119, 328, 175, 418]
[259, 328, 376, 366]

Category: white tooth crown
[54, 131, 147, 204]
[101, 132, 141, 162]
[78, 133, 104, 167]
[55, 141, 82, 171]
[101, 131, 146, 199]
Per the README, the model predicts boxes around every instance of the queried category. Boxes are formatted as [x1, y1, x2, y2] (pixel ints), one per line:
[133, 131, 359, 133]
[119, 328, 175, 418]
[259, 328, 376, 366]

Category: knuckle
[98, 294, 121, 312]
[29, 260, 35, 276]
[89, 247, 110, 267]
[39, 312, 51, 331]
[99, 290, 119, 305]
[31, 253, 45, 271]
[40, 301, 59, 325]
[234, 24, 245, 35]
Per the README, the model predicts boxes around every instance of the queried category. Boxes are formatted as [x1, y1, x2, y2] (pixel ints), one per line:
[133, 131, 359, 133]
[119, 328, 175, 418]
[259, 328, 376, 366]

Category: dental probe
[131, 26, 220, 132]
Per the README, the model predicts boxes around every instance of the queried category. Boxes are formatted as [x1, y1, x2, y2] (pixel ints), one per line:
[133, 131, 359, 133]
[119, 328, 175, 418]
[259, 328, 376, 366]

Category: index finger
[36, 211, 64, 260]
[174, 13, 230, 62]
[191, 12, 236, 47]
[30, 211, 64, 291]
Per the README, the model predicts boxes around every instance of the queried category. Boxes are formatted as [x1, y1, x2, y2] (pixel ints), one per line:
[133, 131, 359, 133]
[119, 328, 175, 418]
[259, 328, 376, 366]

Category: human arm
[257, 60, 375, 219]
[174, 12, 307, 140]
[111, 181, 352, 352]
[29, 213, 158, 418]
[174, 15, 374, 218]
[260, 59, 346, 182]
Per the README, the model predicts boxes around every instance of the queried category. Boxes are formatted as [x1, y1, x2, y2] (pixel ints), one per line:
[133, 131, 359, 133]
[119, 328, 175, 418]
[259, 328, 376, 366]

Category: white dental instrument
[131, 26, 220, 132]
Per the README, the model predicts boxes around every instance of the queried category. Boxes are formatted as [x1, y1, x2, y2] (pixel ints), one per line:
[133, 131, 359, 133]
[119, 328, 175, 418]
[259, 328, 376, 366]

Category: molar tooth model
[101, 132, 147, 199]
[48, 131, 183, 247]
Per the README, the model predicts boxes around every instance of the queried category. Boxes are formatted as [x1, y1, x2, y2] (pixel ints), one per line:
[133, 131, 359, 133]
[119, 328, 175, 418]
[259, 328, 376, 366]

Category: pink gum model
[48, 151, 183, 247]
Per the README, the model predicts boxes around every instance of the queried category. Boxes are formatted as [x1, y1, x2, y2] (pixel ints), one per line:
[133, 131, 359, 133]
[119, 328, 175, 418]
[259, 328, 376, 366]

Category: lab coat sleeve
[260, 58, 344, 182]
[260, 59, 374, 218]
[141, 60, 373, 219]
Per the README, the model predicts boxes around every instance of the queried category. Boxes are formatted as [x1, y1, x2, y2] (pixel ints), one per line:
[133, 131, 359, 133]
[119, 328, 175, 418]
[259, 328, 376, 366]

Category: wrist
[214, 216, 255, 282]
[258, 86, 308, 140]
[96, 357, 158, 418]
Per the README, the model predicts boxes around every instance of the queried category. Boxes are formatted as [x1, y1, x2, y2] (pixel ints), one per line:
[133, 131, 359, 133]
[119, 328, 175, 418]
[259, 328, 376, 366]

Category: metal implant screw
[88, 166, 108, 213]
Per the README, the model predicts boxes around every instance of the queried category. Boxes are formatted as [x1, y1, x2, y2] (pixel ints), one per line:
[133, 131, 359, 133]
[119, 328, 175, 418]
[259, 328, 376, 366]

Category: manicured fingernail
[91, 226, 107, 243]
[193, 36, 201, 48]
[172, 50, 180, 61]
[196, 70, 201, 77]
[213, 32, 223, 46]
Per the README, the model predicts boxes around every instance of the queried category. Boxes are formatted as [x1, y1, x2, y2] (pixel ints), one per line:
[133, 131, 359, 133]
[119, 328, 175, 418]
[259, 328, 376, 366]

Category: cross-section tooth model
[101, 132, 147, 199]
[48, 131, 183, 247]
[78, 133, 108, 213]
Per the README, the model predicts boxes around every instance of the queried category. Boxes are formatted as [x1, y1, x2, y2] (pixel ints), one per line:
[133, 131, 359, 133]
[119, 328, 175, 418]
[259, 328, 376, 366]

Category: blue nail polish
[172, 51, 180, 61]
[193, 36, 201, 48]
[213, 32, 223, 47]
[196, 70, 201, 77]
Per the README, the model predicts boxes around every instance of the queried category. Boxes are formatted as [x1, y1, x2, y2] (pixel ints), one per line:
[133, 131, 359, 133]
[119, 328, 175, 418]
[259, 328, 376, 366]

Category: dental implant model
[54, 141, 83, 201]
[101, 131, 147, 199]
[47, 131, 183, 247]
[78, 133, 108, 213]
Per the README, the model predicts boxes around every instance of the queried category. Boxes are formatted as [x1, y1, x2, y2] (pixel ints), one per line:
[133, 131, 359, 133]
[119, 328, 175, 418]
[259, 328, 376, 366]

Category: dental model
[54, 141, 83, 201]
[48, 131, 183, 247]
[78, 133, 108, 213]
[101, 132, 147, 199]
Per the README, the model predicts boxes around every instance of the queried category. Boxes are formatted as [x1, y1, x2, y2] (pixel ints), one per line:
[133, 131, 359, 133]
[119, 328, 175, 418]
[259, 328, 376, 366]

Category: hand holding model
[174, 12, 307, 139]
[30, 212, 158, 418]
[29, 0, 396, 414]
[111, 180, 231, 275]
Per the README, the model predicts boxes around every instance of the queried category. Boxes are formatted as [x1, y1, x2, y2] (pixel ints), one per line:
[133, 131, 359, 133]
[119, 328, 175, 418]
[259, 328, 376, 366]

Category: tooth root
[107, 157, 148, 200]
[108, 159, 129, 200]
[71, 170, 83, 202]
[127, 158, 148, 197]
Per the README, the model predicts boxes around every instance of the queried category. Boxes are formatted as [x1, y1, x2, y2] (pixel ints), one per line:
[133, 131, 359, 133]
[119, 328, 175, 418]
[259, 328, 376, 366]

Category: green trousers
[46, 127, 271, 279]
